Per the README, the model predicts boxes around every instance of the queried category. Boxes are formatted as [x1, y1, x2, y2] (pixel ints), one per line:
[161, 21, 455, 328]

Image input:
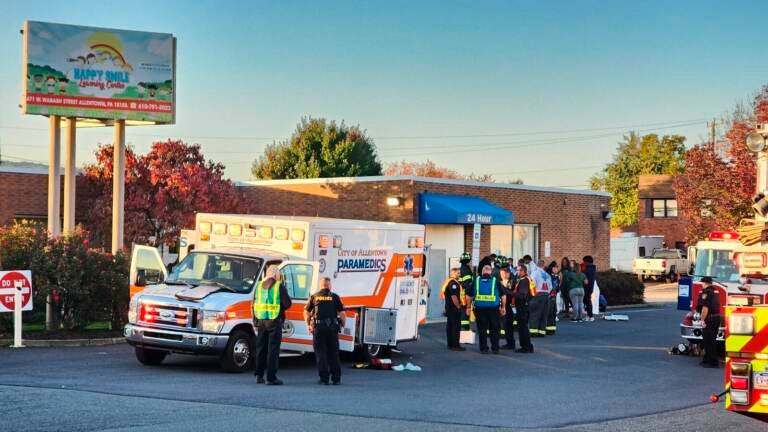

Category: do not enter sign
[0, 270, 33, 313]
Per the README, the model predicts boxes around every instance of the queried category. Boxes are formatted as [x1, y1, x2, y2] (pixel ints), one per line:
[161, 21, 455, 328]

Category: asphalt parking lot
[1, 295, 765, 431]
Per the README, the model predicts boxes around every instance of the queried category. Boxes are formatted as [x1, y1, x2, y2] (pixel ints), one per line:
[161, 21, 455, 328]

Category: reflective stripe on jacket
[474, 276, 500, 308]
[253, 280, 281, 319]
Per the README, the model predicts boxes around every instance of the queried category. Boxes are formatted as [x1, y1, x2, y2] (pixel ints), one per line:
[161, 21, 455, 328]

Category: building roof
[0, 161, 50, 175]
[638, 174, 676, 199]
[0, 161, 83, 175]
[238, 175, 611, 197]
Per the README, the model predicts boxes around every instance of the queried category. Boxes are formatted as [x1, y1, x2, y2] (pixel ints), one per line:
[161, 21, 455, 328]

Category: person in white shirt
[527, 259, 552, 337]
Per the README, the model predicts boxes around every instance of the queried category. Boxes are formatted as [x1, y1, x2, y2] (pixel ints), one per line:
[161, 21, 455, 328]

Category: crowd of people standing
[443, 252, 599, 354]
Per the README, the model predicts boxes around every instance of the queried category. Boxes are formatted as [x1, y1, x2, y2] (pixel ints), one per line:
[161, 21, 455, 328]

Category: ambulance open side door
[276, 260, 358, 353]
[130, 245, 168, 299]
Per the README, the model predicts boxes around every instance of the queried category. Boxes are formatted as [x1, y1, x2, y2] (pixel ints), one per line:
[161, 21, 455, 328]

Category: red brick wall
[412, 181, 610, 269]
[242, 179, 416, 223]
[0, 171, 55, 225]
[637, 199, 687, 248]
[243, 179, 611, 269]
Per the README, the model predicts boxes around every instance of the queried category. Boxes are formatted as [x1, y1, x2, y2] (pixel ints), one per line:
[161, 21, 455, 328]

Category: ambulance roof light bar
[709, 231, 740, 241]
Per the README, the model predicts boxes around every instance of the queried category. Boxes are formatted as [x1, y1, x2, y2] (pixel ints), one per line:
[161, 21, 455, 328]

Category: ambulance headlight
[200, 310, 226, 333]
[128, 299, 138, 324]
[728, 314, 754, 335]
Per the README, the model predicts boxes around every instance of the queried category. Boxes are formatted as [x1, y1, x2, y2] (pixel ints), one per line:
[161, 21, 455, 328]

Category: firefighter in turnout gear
[304, 277, 346, 384]
[441, 267, 465, 351]
[697, 276, 721, 368]
[252, 267, 292, 385]
[513, 264, 535, 353]
[471, 265, 506, 354]
[459, 252, 474, 331]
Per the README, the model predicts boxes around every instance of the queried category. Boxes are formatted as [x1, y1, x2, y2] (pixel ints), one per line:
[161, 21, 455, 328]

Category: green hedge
[0, 221, 129, 331]
[598, 270, 645, 306]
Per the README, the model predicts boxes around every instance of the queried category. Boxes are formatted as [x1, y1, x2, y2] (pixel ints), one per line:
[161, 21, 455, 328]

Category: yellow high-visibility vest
[253, 280, 281, 319]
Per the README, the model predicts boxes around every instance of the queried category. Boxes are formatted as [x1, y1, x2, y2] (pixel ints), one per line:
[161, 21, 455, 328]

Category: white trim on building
[238, 175, 610, 197]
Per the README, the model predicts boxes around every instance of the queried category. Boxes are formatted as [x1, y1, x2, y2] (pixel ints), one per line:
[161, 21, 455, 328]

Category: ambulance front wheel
[135, 347, 167, 366]
[219, 328, 253, 373]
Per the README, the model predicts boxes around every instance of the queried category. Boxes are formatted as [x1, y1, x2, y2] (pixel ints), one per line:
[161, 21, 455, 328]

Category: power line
[0, 117, 707, 142]
[489, 165, 603, 176]
[373, 118, 707, 140]
[378, 120, 703, 157]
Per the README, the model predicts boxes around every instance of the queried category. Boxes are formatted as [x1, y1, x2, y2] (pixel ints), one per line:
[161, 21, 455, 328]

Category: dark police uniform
[697, 283, 721, 367]
[305, 288, 344, 384]
[500, 277, 516, 349]
[513, 275, 535, 353]
[443, 278, 462, 349]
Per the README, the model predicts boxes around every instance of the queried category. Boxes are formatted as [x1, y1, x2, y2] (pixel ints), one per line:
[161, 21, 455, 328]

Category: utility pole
[709, 118, 717, 146]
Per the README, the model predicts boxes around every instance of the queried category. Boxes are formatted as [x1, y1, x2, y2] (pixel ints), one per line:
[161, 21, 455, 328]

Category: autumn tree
[79, 140, 248, 249]
[590, 133, 686, 227]
[674, 87, 768, 242]
[384, 159, 497, 182]
[252, 117, 382, 179]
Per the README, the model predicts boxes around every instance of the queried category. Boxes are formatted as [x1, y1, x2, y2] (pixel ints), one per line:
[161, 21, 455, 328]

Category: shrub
[598, 270, 645, 305]
[0, 222, 129, 331]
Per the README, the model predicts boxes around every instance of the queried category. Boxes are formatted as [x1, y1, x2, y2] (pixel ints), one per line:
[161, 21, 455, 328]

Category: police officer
[499, 266, 516, 350]
[513, 264, 535, 353]
[471, 264, 506, 354]
[253, 267, 292, 385]
[698, 276, 720, 368]
[442, 267, 465, 351]
[304, 277, 346, 384]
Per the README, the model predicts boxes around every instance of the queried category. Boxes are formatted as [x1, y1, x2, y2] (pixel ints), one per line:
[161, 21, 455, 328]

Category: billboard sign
[22, 21, 175, 124]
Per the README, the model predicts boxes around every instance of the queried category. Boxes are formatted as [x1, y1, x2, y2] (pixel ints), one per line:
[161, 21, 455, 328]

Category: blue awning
[418, 193, 514, 225]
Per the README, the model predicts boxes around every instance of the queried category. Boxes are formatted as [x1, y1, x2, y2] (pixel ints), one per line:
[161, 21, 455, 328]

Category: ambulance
[720, 250, 768, 421]
[124, 213, 428, 372]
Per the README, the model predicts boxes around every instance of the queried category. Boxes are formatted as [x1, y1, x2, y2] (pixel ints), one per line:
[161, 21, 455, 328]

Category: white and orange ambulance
[124, 213, 428, 372]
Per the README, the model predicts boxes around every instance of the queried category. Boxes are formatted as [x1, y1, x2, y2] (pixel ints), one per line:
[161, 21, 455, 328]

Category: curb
[1, 337, 125, 348]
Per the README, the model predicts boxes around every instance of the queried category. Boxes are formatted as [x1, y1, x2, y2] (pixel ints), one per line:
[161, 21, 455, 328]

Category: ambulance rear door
[393, 253, 423, 341]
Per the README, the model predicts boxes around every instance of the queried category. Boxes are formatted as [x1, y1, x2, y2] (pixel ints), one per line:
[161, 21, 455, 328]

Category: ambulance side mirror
[136, 269, 147, 287]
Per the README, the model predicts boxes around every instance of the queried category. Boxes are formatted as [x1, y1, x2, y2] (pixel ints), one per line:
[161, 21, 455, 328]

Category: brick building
[0, 163, 57, 224]
[637, 174, 687, 250]
[240, 175, 611, 269]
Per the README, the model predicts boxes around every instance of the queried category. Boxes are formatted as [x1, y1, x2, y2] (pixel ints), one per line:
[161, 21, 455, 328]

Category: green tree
[590, 133, 686, 227]
[252, 117, 383, 179]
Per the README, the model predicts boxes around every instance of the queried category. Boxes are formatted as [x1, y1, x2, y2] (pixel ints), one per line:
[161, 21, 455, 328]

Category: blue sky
[1, 0, 766, 186]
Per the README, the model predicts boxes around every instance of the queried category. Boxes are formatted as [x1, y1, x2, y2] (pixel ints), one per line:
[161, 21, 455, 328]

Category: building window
[650, 199, 677, 218]
[700, 199, 713, 217]
[512, 224, 538, 262]
[490, 225, 512, 257]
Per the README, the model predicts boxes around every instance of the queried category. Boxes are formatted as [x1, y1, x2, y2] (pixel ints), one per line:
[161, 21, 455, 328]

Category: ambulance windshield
[693, 249, 738, 282]
[166, 252, 263, 293]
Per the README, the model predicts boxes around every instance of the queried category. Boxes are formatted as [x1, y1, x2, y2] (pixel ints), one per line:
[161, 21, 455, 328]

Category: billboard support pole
[111, 120, 125, 255]
[46, 115, 61, 331]
[63, 117, 76, 234]
[47, 115, 61, 237]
